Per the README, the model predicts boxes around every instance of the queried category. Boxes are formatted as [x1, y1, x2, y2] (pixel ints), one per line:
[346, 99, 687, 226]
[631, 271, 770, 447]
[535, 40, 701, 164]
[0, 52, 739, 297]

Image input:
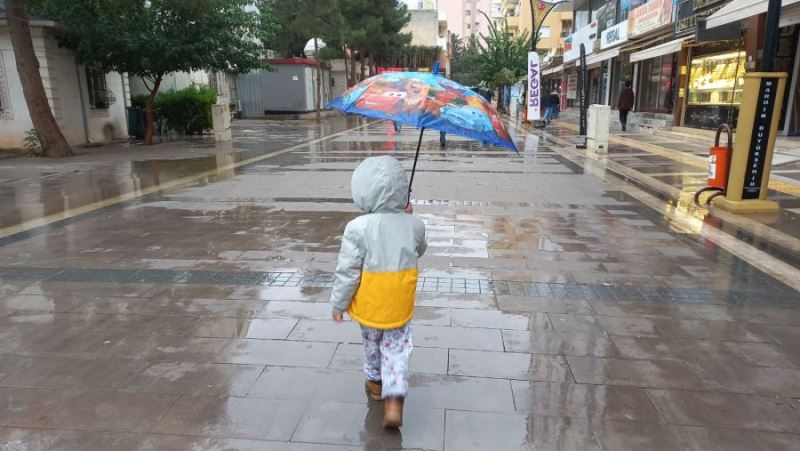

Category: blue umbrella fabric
[327, 72, 516, 151]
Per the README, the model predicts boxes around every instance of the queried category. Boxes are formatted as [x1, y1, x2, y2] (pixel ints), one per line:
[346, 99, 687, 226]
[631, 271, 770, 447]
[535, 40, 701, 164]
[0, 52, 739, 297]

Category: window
[539, 26, 551, 38]
[561, 20, 573, 37]
[465, 9, 471, 16]
[86, 67, 109, 109]
[466, 23, 471, 29]
[638, 53, 677, 114]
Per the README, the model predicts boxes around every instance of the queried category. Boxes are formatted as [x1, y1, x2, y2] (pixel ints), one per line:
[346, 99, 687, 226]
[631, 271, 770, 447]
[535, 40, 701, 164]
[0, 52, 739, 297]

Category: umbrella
[327, 71, 517, 200]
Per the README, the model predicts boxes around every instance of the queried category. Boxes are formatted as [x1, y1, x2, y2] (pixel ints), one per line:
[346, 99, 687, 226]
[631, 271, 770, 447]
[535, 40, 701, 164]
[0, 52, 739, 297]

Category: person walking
[617, 80, 635, 132]
[330, 155, 427, 428]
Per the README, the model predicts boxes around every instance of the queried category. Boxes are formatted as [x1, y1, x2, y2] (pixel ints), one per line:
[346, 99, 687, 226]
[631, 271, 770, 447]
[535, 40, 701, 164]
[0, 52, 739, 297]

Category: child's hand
[404, 202, 413, 214]
[332, 310, 344, 322]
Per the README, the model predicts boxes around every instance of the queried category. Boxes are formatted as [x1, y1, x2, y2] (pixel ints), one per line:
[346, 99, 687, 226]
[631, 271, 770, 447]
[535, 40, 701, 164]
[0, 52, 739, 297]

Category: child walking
[330, 155, 427, 428]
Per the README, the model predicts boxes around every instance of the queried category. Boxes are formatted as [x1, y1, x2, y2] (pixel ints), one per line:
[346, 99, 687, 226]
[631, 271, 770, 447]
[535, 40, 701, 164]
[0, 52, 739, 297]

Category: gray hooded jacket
[330, 156, 427, 329]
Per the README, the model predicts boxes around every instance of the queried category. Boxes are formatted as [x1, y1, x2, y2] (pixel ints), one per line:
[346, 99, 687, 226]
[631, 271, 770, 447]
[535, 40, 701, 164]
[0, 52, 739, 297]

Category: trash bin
[587, 104, 610, 152]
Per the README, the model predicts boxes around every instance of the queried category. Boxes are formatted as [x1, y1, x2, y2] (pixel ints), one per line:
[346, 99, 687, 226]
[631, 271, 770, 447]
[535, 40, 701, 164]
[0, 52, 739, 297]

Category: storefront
[638, 52, 678, 113]
[684, 45, 745, 129]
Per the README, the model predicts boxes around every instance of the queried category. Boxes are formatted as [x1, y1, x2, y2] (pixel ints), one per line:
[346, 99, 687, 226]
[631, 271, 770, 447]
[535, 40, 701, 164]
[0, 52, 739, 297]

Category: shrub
[154, 85, 217, 135]
[130, 93, 149, 108]
[23, 129, 43, 156]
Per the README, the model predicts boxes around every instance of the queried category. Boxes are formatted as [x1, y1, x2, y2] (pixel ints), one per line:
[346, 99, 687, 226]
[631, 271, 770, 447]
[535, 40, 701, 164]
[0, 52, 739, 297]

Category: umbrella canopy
[327, 72, 516, 151]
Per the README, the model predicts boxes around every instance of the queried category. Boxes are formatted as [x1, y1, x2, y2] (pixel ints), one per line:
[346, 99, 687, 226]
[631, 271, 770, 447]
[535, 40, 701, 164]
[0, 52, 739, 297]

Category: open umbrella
[327, 71, 517, 200]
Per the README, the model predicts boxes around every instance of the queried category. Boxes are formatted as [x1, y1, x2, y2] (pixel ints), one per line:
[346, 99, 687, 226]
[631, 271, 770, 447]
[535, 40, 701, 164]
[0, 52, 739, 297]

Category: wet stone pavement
[0, 119, 799, 450]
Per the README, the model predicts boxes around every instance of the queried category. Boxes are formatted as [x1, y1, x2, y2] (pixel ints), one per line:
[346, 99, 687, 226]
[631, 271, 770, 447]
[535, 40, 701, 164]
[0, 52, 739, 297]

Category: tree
[472, 21, 531, 113]
[42, 0, 269, 145]
[6, 0, 73, 157]
[449, 34, 483, 87]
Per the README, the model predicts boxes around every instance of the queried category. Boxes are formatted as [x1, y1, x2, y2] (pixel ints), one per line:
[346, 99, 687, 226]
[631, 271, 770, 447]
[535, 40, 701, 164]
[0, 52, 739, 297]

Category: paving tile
[0, 388, 52, 426]
[112, 335, 234, 363]
[152, 396, 305, 440]
[549, 314, 606, 336]
[82, 433, 360, 450]
[218, 339, 337, 367]
[7, 389, 177, 432]
[765, 324, 800, 346]
[406, 374, 515, 412]
[497, 295, 594, 314]
[74, 297, 168, 315]
[415, 292, 496, 310]
[589, 301, 677, 319]
[684, 358, 800, 396]
[448, 349, 571, 382]
[596, 315, 660, 337]
[510, 381, 661, 422]
[160, 299, 269, 318]
[292, 401, 444, 450]
[750, 431, 800, 450]
[229, 286, 330, 302]
[502, 330, 618, 357]
[444, 410, 601, 451]
[149, 284, 237, 300]
[0, 427, 93, 450]
[670, 426, 761, 451]
[723, 342, 800, 369]
[248, 367, 366, 403]
[610, 335, 727, 362]
[21, 281, 156, 298]
[328, 343, 448, 375]
[411, 325, 504, 351]
[0, 357, 147, 390]
[118, 362, 264, 396]
[188, 317, 298, 339]
[593, 420, 683, 450]
[91, 314, 200, 337]
[652, 319, 776, 343]
[0, 294, 88, 316]
[287, 319, 362, 343]
[451, 308, 552, 331]
[648, 389, 800, 433]
[260, 301, 331, 320]
[567, 357, 704, 390]
[413, 306, 452, 326]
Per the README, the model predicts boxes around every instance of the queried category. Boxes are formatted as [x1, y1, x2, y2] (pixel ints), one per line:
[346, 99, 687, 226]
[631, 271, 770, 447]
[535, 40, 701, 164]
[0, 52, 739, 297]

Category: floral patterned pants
[361, 324, 413, 398]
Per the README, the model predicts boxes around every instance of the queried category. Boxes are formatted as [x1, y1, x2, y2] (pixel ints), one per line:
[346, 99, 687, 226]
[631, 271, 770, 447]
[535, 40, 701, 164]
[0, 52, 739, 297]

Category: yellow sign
[713, 72, 787, 213]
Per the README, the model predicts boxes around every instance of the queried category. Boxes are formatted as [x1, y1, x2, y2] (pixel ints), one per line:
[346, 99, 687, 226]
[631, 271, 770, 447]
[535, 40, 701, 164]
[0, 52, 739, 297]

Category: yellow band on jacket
[347, 268, 418, 330]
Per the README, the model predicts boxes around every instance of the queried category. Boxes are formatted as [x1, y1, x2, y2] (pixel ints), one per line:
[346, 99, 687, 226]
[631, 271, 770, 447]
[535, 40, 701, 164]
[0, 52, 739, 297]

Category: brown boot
[383, 396, 404, 428]
[365, 379, 382, 401]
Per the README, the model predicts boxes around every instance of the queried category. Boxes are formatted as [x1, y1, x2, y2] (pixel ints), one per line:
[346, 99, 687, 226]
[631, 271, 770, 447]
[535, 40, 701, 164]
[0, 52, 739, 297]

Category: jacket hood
[351, 155, 409, 213]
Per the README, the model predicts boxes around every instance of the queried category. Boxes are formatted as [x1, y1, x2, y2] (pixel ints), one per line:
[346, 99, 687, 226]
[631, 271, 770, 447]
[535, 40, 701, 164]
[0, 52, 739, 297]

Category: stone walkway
[0, 118, 798, 450]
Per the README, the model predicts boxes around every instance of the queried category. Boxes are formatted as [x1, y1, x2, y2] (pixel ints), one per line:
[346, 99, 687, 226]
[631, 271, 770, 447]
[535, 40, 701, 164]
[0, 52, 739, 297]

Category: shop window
[86, 67, 109, 109]
[638, 53, 676, 114]
[684, 50, 745, 129]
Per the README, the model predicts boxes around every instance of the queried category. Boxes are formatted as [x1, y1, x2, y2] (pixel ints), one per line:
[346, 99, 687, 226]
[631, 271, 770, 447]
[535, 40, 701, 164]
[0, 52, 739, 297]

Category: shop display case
[685, 51, 746, 129]
[687, 51, 746, 105]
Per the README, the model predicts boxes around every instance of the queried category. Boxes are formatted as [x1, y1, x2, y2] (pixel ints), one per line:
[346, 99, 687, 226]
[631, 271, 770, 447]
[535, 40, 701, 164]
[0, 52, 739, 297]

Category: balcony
[502, 0, 520, 10]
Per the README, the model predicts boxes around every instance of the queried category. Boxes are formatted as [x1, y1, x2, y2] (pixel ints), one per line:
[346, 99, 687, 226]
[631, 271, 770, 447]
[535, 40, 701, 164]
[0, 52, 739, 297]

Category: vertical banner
[527, 51, 541, 121]
[579, 43, 588, 136]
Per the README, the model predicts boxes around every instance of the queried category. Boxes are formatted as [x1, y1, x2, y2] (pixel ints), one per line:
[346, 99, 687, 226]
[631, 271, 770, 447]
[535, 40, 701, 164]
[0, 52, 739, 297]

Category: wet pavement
[0, 117, 799, 450]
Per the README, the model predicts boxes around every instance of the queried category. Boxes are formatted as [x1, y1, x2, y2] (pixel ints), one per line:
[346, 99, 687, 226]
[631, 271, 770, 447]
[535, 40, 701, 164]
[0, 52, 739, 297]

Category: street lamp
[529, 0, 567, 52]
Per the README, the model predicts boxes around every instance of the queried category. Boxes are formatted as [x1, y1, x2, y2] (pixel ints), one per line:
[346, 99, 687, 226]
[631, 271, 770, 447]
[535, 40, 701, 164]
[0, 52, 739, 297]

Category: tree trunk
[496, 86, 505, 114]
[349, 51, 357, 86]
[343, 47, 350, 87]
[359, 54, 365, 81]
[7, 0, 73, 157]
[369, 57, 375, 77]
[314, 38, 321, 121]
[144, 75, 162, 145]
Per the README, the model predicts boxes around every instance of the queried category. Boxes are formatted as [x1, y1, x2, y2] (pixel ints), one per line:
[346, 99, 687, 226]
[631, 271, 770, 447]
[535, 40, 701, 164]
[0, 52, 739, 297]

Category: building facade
[0, 7, 129, 148]
[440, 0, 493, 38]
[532, 0, 800, 135]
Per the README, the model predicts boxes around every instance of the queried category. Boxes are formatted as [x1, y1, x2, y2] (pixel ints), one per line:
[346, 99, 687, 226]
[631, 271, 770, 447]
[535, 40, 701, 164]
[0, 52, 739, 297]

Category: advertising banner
[601, 20, 629, 49]
[628, 0, 674, 38]
[527, 51, 541, 120]
[564, 21, 598, 63]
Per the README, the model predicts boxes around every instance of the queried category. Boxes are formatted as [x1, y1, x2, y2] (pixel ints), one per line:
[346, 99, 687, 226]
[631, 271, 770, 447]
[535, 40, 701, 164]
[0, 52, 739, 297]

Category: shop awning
[542, 64, 564, 76]
[629, 37, 690, 63]
[706, 0, 800, 29]
[586, 48, 619, 66]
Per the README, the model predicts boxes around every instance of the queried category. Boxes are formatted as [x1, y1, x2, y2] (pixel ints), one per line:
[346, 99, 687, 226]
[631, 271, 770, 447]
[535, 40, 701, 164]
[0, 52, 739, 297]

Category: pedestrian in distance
[617, 80, 635, 132]
[330, 155, 427, 428]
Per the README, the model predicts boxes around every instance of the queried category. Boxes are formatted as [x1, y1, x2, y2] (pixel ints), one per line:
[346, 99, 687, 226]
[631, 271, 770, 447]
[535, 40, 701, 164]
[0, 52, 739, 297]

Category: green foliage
[41, 0, 269, 79]
[154, 86, 217, 135]
[450, 22, 531, 89]
[130, 94, 149, 109]
[23, 129, 43, 156]
[269, 0, 344, 57]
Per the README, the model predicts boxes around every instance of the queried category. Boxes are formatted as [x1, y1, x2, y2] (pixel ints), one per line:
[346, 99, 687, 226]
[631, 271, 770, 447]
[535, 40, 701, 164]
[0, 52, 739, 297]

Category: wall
[439, 0, 465, 37]
[129, 71, 209, 97]
[404, 10, 439, 46]
[237, 64, 312, 116]
[329, 59, 347, 98]
[519, 3, 572, 54]
[0, 26, 127, 148]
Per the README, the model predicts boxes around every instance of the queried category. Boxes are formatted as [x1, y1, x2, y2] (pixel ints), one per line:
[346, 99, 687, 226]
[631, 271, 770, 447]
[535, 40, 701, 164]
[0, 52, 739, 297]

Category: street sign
[742, 77, 778, 199]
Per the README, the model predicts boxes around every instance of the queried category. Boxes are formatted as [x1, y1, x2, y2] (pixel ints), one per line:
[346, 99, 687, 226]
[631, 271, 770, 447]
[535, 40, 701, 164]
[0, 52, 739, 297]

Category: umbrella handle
[408, 127, 425, 204]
